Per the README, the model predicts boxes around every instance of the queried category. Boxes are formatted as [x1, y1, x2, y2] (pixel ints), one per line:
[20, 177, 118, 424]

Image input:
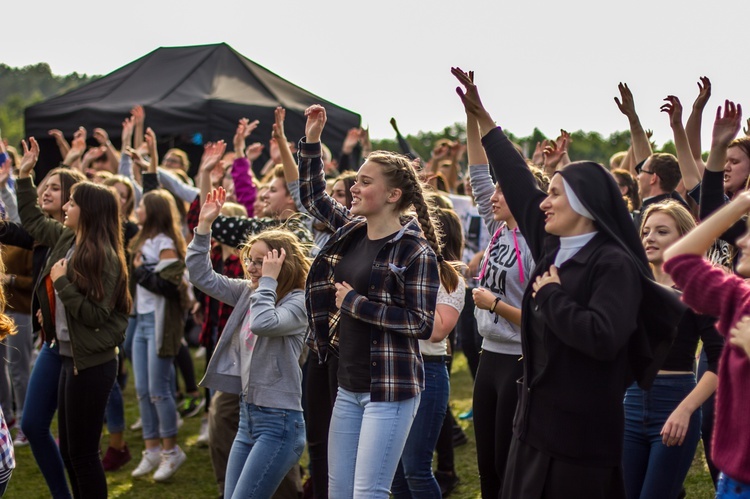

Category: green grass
[6, 351, 715, 498]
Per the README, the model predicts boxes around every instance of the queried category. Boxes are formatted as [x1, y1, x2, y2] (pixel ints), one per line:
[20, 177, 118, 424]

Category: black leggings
[473, 350, 523, 499]
[58, 357, 117, 499]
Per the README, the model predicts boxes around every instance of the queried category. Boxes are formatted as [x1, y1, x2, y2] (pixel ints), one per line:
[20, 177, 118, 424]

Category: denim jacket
[298, 139, 439, 402]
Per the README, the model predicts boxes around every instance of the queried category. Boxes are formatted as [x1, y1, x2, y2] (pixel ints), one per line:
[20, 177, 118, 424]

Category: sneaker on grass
[153, 446, 187, 482]
[132, 448, 161, 478]
[196, 418, 209, 447]
[180, 395, 205, 418]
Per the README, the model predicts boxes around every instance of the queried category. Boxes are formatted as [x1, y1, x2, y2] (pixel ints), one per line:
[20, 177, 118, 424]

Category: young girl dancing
[188, 187, 308, 499]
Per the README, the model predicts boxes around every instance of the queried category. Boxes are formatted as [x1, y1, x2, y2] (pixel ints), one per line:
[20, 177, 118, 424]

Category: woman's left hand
[532, 265, 560, 298]
[660, 407, 691, 446]
[261, 248, 286, 281]
[50, 259, 67, 282]
[334, 281, 354, 309]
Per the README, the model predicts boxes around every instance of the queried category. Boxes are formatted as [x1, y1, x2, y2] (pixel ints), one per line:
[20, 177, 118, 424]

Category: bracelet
[490, 297, 501, 314]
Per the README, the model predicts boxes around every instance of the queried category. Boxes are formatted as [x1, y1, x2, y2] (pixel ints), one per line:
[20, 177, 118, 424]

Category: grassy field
[5, 352, 716, 498]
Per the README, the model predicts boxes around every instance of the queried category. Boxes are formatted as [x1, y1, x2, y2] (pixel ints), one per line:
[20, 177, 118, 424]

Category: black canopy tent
[25, 43, 361, 178]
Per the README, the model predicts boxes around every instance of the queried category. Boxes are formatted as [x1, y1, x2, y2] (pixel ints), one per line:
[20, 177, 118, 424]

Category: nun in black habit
[452, 67, 685, 499]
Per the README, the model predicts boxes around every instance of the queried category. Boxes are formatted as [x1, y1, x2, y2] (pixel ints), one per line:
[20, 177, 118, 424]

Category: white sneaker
[194, 346, 206, 359]
[129, 418, 142, 431]
[13, 428, 29, 447]
[153, 446, 187, 482]
[196, 418, 209, 447]
[131, 449, 161, 477]
[176, 412, 184, 429]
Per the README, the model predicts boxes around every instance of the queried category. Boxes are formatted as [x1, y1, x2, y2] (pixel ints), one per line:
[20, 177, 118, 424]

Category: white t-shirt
[419, 278, 466, 356]
[136, 233, 177, 314]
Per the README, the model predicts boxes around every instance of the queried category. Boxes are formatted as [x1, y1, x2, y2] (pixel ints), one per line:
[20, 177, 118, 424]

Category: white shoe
[194, 346, 206, 359]
[13, 429, 29, 447]
[196, 418, 209, 447]
[129, 418, 142, 431]
[153, 446, 187, 482]
[176, 412, 184, 429]
[131, 449, 161, 477]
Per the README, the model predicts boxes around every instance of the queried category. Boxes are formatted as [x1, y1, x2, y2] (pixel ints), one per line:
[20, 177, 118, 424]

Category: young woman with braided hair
[298, 105, 449, 498]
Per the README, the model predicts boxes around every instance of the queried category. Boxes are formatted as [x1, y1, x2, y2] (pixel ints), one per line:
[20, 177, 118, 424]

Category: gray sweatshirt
[470, 164, 535, 355]
[186, 230, 306, 411]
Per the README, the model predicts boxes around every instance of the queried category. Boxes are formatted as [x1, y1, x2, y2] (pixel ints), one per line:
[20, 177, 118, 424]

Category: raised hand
[199, 141, 227, 174]
[121, 116, 135, 148]
[64, 128, 87, 166]
[661, 95, 684, 129]
[197, 187, 227, 233]
[614, 82, 638, 119]
[271, 106, 287, 142]
[452, 67, 484, 117]
[341, 128, 361, 154]
[744, 118, 750, 137]
[93, 128, 110, 145]
[145, 127, 158, 172]
[82, 146, 107, 163]
[245, 142, 264, 162]
[18, 137, 40, 178]
[48, 128, 70, 158]
[233, 118, 259, 156]
[693, 76, 711, 111]
[360, 127, 372, 157]
[532, 141, 545, 166]
[389, 117, 400, 134]
[131, 105, 145, 125]
[261, 247, 286, 281]
[304, 105, 327, 143]
[543, 131, 570, 171]
[712, 100, 742, 147]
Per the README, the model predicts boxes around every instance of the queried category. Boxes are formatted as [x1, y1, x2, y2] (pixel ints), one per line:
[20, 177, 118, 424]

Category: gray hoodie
[470, 164, 535, 355]
[186, 230, 306, 412]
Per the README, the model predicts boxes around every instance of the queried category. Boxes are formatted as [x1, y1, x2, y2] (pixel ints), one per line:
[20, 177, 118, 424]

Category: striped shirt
[298, 139, 439, 402]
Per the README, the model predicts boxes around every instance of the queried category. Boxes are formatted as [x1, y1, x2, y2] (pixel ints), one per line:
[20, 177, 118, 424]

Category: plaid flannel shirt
[0, 406, 14, 483]
[298, 139, 439, 402]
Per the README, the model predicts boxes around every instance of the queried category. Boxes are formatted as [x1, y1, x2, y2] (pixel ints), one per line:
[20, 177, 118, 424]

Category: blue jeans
[224, 398, 305, 499]
[132, 312, 177, 440]
[21, 342, 71, 499]
[623, 375, 702, 499]
[717, 473, 750, 499]
[328, 387, 421, 499]
[105, 378, 125, 434]
[392, 361, 449, 498]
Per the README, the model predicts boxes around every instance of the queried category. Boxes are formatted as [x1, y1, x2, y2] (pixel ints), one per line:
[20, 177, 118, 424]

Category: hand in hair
[261, 247, 286, 281]
[334, 281, 354, 309]
[531, 265, 560, 299]
[197, 187, 227, 235]
[18, 137, 40, 178]
[730, 315, 750, 359]
[49, 258, 68, 282]
[304, 105, 327, 144]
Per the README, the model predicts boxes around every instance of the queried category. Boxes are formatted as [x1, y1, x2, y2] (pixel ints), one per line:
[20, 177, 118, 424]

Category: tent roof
[25, 43, 360, 151]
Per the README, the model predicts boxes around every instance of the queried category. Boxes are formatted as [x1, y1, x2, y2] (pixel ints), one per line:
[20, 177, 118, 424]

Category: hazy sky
[5, 0, 750, 150]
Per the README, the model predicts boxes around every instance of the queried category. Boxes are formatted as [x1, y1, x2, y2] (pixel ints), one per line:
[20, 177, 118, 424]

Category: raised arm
[685, 77, 711, 170]
[666, 190, 750, 260]
[197, 141, 227, 206]
[452, 66, 548, 260]
[272, 107, 299, 183]
[93, 127, 119, 173]
[249, 248, 306, 336]
[48, 129, 70, 159]
[132, 105, 145, 150]
[615, 82, 653, 166]
[543, 130, 572, 174]
[661, 95, 702, 191]
[297, 105, 356, 231]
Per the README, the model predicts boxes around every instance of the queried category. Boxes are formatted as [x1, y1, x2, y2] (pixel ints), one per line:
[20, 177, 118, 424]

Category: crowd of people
[0, 68, 747, 499]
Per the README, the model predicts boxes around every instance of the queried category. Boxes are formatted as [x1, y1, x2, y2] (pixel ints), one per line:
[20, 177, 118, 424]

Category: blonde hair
[640, 201, 696, 238]
[0, 256, 17, 341]
[164, 148, 190, 171]
[240, 229, 311, 301]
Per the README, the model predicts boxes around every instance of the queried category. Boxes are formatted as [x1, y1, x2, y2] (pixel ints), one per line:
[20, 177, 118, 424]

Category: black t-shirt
[334, 228, 396, 393]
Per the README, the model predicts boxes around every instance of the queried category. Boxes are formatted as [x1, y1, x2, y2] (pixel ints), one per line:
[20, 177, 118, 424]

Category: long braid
[365, 150, 461, 292]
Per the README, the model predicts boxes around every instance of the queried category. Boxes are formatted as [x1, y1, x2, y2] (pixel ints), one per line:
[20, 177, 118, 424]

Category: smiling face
[724, 145, 750, 196]
[262, 177, 296, 219]
[641, 212, 681, 265]
[40, 174, 64, 218]
[350, 161, 400, 218]
[244, 240, 270, 286]
[539, 175, 593, 236]
[490, 183, 513, 223]
[62, 195, 80, 231]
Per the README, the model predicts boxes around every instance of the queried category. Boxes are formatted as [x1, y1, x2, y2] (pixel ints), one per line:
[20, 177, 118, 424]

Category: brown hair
[648, 153, 681, 193]
[365, 150, 461, 292]
[241, 229, 311, 302]
[130, 189, 187, 260]
[40, 167, 87, 214]
[68, 182, 132, 313]
[612, 168, 640, 211]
